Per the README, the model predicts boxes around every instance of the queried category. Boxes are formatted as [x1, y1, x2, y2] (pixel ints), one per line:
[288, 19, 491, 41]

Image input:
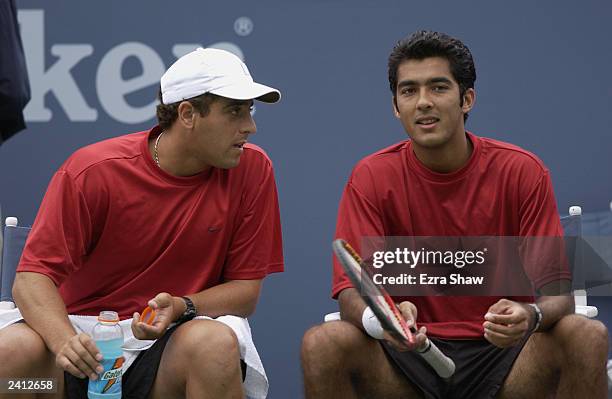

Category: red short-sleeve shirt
[332, 132, 569, 338]
[18, 126, 284, 318]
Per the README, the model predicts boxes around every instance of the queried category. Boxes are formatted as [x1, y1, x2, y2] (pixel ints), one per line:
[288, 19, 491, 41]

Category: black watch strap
[177, 296, 197, 323]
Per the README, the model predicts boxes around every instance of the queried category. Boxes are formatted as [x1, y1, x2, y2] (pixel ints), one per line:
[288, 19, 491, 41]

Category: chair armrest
[575, 305, 598, 318]
[324, 311, 341, 322]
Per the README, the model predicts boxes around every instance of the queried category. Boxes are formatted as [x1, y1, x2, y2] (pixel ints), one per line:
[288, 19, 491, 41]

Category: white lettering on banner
[96, 43, 165, 124]
[18, 9, 245, 124]
[19, 10, 97, 122]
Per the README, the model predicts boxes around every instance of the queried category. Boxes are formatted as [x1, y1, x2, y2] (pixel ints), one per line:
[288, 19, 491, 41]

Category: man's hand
[55, 333, 103, 380]
[131, 292, 182, 340]
[383, 301, 427, 352]
[483, 298, 533, 348]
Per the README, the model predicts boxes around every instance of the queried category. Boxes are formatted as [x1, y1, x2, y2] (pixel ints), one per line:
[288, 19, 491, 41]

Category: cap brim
[210, 82, 281, 103]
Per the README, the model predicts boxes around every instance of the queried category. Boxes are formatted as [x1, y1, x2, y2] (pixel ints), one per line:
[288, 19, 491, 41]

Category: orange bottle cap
[141, 306, 156, 325]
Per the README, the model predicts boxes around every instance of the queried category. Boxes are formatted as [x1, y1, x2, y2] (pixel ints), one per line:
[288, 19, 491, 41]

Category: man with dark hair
[301, 31, 608, 398]
[0, 47, 283, 399]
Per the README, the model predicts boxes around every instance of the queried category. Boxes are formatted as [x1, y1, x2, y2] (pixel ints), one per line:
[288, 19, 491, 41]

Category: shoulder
[241, 143, 274, 169]
[349, 140, 409, 184]
[60, 131, 147, 179]
[475, 134, 553, 200]
[478, 135, 548, 174]
[229, 143, 276, 188]
[358, 140, 409, 167]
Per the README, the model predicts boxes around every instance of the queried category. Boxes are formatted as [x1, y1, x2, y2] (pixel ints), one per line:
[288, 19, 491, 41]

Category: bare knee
[301, 321, 367, 373]
[552, 315, 608, 365]
[302, 321, 353, 362]
[0, 324, 53, 376]
[176, 320, 240, 372]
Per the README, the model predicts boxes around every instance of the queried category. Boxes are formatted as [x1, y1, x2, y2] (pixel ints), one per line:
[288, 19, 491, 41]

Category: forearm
[338, 288, 368, 330]
[174, 279, 263, 320]
[13, 272, 77, 354]
[532, 279, 575, 331]
[534, 295, 574, 332]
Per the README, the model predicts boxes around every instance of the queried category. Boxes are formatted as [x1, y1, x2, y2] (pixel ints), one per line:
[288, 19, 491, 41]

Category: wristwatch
[177, 296, 197, 323]
[528, 303, 542, 332]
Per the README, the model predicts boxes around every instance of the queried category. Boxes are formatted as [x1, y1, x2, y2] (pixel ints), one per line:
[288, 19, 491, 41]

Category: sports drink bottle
[87, 311, 124, 399]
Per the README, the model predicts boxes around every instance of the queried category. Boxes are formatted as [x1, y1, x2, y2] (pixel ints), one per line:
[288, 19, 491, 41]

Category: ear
[392, 96, 400, 118]
[177, 101, 196, 129]
[461, 88, 475, 114]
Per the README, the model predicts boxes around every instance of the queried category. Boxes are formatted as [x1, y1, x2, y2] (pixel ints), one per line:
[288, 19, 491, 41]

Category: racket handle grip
[417, 339, 455, 378]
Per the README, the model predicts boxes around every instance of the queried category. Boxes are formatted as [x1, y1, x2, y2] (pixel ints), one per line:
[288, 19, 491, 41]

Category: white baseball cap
[160, 47, 281, 105]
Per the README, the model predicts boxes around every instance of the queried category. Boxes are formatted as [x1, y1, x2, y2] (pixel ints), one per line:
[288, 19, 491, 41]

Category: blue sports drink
[88, 311, 124, 399]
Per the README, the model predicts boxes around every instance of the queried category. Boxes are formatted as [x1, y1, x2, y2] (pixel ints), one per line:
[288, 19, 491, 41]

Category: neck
[149, 128, 210, 177]
[412, 131, 473, 174]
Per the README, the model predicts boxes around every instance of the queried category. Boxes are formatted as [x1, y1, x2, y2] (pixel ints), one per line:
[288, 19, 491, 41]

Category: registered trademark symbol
[234, 17, 253, 36]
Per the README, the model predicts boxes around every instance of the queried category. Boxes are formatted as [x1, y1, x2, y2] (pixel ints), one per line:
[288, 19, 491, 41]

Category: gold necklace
[154, 131, 165, 168]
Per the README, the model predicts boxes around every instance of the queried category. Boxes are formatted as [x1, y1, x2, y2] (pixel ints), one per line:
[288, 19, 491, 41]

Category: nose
[416, 88, 433, 111]
[240, 114, 257, 135]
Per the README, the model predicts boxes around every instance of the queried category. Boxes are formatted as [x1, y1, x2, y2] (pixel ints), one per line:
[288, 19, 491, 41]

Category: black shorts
[65, 323, 247, 399]
[381, 333, 531, 399]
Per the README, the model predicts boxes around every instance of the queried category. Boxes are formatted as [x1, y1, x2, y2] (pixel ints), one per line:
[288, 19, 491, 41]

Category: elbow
[12, 273, 27, 306]
[242, 288, 262, 317]
[12, 272, 56, 307]
[244, 302, 257, 318]
[243, 293, 260, 317]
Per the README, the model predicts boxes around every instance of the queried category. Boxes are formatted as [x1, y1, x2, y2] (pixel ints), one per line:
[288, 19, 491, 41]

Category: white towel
[0, 309, 268, 398]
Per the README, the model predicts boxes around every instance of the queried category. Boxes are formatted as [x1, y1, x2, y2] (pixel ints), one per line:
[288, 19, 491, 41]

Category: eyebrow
[223, 100, 254, 109]
[397, 77, 454, 88]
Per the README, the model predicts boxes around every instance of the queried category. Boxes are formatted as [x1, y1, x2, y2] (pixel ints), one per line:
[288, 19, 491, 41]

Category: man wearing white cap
[0, 48, 283, 399]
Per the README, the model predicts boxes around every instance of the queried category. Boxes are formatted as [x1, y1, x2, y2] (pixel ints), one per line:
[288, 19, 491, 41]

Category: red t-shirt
[332, 132, 569, 339]
[18, 126, 284, 318]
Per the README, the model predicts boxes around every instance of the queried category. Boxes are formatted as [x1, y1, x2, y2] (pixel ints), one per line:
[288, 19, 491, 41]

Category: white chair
[566, 206, 598, 318]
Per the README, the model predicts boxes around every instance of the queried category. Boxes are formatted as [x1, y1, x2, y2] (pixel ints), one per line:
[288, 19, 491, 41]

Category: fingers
[65, 347, 98, 380]
[397, 301, 418, 326]
[131, 312, 146, 339]
[138, 322, 164, 336]
[131, 311, 166, 340]
[56, 333, 103, 379]
[141, 306, 156, 325]
[383, 326, 426, 352]
[485, 300, 530, 326]
[79, 334, 103, 363]
[484, 311, 523, 325]
[149, 292, 172, 309]
[483, 301, 530, 348]
[486, 298, 512, 315]
[483, 313, 527, 348]
[483, 318, 526, 336]
[483, 320, 514, 335]
[383, 331, 409, 351]
[484, 327, 523, 348]
[415, 326, 427, 348]
[483, 322, 525, 346]
[56, 353, 86, 379]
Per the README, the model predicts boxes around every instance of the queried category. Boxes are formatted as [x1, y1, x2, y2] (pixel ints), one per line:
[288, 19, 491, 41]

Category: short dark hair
[388, 30, 476, 122]
[155, 89, 219, 130]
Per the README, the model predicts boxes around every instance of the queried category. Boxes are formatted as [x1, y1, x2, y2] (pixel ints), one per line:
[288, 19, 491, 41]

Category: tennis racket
[332, 238, 456, 378]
